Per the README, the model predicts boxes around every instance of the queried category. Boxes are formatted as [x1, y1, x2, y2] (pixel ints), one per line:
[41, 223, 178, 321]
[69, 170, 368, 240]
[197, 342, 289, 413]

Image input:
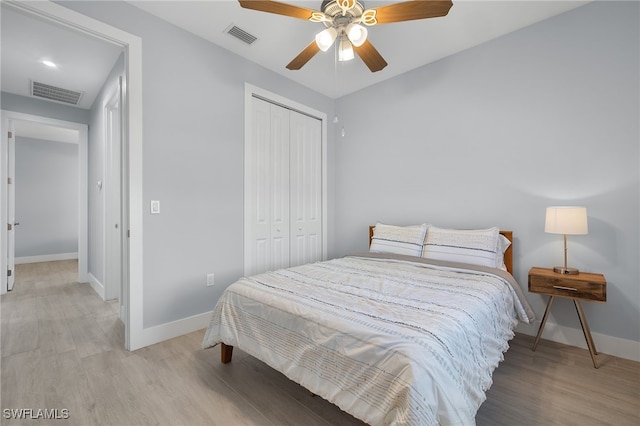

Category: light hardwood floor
[1, 260, 639, 425]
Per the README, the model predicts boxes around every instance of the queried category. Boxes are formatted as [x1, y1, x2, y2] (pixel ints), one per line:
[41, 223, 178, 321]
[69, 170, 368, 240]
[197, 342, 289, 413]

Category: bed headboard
[368, 226, 514, 274]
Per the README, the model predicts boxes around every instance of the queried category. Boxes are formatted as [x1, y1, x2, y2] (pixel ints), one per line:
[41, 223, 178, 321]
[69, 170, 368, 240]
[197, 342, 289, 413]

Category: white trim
[134, 311, 213, 349]
[243, 83, 329, 276]
[15, 252, 78, 264]
[1, 110, 89, 286]
[1, 141, 5, 295]
[517, 321, 640, 363]
[87, 272, 105, 301]
[6, 1, 144, 351]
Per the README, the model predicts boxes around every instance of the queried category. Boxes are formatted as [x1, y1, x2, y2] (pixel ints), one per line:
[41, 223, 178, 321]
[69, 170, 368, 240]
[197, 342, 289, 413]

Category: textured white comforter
[202, 254, 533, 425]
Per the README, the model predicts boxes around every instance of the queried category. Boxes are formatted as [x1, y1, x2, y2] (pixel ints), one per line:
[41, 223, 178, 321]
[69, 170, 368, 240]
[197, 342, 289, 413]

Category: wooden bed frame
[221, 227, 514, 363]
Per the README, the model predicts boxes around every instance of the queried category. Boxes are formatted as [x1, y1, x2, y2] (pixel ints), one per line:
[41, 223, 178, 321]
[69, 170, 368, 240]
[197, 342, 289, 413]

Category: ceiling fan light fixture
[338, 36, 354, 61]
[315, 27, 338, 51]
[346, 23, 367, 47]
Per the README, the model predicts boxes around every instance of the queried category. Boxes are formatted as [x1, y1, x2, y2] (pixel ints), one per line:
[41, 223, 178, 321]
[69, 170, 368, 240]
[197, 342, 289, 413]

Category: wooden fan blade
[354, 39, 388, 72]
[238, 0, 315, 20]
[286, 41, 321, 70]
[372, 0, 453, 25]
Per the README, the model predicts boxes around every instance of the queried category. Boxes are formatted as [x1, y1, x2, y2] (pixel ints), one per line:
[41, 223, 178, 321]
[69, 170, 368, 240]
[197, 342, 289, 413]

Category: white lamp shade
[346, 23, 367, 47]
[315, 27, 337, 52]
[545, 206, 588, 235]
[338, 37, 354, 61]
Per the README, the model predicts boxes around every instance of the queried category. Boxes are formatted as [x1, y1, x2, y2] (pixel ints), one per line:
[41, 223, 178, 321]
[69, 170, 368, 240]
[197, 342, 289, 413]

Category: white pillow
[496, 234, 512, 270]
[422, 226, 500, 268]
[370, 223, 428, 257]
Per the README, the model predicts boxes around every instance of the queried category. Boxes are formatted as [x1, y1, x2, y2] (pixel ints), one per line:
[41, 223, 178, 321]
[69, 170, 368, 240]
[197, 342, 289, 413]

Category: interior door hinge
[127, 230, 130, 238]
[7, 223, 12, 231]
[8, 131, 13, 138]
[7, 178, 12, 184]
[7, 269, 12, 277]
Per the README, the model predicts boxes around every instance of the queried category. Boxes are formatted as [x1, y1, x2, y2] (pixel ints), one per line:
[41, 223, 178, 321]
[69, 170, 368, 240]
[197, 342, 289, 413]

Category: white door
[289, 111, 322, 267]
[105, 84, 122, 303]
[6, 123, 16, 291]
[245, 95, 323, 275]
[245, 98, 290, 276]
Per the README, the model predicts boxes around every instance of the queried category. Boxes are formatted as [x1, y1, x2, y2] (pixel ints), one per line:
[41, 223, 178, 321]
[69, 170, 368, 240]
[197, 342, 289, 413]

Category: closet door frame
[243, 83, 327, 276]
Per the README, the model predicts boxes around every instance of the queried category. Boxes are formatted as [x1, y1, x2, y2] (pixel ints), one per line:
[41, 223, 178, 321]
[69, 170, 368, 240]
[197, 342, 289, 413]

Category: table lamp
[545, 206, 588, 275]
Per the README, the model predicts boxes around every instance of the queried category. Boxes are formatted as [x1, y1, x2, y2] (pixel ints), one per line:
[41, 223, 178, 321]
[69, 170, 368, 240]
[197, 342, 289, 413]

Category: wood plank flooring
[2, 260, 639, 425]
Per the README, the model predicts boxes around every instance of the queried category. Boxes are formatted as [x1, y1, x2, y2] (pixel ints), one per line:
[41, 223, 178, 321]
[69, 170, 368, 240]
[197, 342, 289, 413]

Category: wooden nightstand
[528, 267, 606, 368]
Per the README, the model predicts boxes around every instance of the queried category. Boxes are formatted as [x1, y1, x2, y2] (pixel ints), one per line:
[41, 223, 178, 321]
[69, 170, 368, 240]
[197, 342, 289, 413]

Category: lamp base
[553, 266, 580, 275]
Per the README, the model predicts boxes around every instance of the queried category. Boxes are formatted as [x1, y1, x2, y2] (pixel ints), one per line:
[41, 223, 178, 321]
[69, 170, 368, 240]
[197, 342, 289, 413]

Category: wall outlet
[206, 273, 215, 287]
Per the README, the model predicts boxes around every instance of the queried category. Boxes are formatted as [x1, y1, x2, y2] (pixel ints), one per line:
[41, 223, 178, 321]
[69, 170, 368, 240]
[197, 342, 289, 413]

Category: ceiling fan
[238, 0, 453, 72]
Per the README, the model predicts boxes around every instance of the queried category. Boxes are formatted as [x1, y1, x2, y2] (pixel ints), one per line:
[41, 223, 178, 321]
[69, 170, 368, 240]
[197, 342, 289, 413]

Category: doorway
[1, 112, 88, 288]
[0, 0, 143, 350]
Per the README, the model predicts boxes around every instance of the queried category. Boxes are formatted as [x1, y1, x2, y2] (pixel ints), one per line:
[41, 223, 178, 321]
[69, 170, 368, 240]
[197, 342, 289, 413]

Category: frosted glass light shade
[315, 27, 337, 51]
[338, 37, 354, 61]
[545, 206, 588, 235]
[346, 23, 367, 47]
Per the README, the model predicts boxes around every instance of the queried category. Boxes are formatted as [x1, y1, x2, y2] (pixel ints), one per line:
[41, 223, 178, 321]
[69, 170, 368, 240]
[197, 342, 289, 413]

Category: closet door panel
[289, 111, 322, 267]
[247, 98, 272, 275]
[269, 103, 290, 271]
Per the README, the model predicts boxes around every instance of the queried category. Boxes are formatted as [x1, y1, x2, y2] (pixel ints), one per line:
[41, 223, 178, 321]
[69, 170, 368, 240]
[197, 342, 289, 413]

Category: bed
[202, 224, 534, 425]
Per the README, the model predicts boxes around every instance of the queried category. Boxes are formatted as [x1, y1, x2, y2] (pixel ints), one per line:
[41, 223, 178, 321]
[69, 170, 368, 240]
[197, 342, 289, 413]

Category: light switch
[150, 200, 160, 214]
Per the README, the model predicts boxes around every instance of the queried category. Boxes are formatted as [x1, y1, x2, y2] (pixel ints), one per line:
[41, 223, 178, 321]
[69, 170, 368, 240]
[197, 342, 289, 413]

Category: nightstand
[528, 267, 606, 368]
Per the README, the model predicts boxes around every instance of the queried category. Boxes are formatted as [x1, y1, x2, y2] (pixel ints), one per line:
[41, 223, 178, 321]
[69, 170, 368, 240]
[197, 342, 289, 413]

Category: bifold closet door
[246, 96, 322, 276]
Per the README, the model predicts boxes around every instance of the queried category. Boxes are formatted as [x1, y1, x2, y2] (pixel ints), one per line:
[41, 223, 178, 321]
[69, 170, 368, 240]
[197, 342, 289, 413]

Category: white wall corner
[87, 272, 105, 301]
[516, 321, 640, 363]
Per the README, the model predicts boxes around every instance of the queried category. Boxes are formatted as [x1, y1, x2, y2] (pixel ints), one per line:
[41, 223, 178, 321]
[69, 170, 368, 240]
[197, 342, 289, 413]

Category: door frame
[1, 0, 144, 350]
[243, 83, 328, 275]
[1, 111, 88, 289]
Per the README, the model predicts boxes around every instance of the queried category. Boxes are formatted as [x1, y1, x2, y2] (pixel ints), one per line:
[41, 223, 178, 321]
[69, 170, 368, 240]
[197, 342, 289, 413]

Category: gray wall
[0, 91, 90, 124]
[60, 1, 336, 328]
[15, 137, 78, 257]
[334, 2, 639, 343]
[88, 53, 124, 285]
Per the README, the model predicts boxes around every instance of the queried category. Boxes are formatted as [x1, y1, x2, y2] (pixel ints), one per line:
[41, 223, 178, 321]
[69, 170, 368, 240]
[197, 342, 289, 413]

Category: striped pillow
[422, 226, 500, 268]
[370, 223, 428, 257]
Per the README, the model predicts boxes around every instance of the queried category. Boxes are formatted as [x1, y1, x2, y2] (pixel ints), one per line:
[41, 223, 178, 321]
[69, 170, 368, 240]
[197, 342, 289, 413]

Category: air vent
[31, 81, 83, 106]
[225, 24, 258, 45]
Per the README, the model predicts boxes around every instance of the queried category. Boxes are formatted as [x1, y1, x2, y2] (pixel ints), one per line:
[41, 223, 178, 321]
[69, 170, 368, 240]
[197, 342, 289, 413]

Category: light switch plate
[150, 200, 160, 214]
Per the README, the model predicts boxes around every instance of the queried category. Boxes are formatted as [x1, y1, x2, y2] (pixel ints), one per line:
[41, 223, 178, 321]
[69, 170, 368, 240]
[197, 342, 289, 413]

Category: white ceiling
[1, 0, 589, 109]
[0, 4, 123, 110]
[128, 0, 590, 98]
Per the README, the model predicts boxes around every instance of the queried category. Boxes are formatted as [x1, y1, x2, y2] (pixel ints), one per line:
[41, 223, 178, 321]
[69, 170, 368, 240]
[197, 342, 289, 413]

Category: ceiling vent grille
[225, 24, 258, 45]
[31, 81, 83, 106]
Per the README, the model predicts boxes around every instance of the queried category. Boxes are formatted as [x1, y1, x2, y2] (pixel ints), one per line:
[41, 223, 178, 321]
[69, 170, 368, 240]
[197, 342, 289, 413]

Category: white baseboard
[516, 321, 640, 363]
[87, 272, 105, 301]
[15, 252, 78, 264]
[130, 310, 213, 351]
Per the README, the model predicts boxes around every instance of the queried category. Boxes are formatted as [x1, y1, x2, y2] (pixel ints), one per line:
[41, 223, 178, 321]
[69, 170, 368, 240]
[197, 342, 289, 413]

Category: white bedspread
[202, 254, 533, 425]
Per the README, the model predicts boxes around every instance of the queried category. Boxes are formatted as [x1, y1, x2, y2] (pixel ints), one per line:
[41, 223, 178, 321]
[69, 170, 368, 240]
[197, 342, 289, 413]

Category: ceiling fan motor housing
[321, 0, 365, 18]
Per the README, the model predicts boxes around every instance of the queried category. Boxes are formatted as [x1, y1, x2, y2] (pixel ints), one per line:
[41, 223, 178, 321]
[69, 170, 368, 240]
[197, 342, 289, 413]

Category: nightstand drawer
[528, 269, 606, 302]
